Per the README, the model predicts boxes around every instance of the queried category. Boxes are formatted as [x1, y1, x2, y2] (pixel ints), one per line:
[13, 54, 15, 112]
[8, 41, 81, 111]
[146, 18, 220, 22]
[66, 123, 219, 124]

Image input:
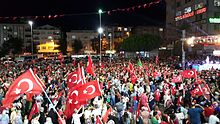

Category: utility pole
[182, 30, 186, 70]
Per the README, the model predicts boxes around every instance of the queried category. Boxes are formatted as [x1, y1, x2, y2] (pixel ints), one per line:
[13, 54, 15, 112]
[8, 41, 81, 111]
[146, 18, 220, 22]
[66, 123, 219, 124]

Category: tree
[120, 34, 162, 52]
[0, 38, 24, 56]
[58, 32, 67, 55]
[91, 37, 99, 52]
[73, 39, 83, 54]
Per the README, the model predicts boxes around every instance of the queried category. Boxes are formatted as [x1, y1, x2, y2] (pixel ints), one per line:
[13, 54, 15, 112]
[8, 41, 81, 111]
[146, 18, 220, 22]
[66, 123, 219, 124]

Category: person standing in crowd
[208, 111, 220, 124]
[0, 110, 9, 124]
[188, 103, 204, 124]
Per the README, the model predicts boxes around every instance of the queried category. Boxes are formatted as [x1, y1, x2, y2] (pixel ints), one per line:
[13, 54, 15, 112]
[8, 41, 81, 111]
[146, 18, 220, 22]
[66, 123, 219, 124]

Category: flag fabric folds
[2, 69, 44, 108]
[86, 55, 95, 76]
[181, 69, 197, 78]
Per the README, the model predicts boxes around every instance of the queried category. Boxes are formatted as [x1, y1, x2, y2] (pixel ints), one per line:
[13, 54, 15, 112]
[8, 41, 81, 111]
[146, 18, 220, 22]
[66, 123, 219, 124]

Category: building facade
[0, 23, 31, 51]
[132, 26, 164, 37]
[103, 26, 132, 50]
[66, 30, 98, 53]
[166, 0, 220, 38]
[33, 25, 61, 45]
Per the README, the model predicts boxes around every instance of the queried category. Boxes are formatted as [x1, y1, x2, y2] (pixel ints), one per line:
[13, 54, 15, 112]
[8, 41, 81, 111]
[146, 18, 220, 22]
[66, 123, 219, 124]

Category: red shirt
[204, 106, 215, 117]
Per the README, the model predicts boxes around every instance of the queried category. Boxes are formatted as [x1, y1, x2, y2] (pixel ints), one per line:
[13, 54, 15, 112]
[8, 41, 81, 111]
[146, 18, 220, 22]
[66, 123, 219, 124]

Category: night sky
[0, 0, 166, 31]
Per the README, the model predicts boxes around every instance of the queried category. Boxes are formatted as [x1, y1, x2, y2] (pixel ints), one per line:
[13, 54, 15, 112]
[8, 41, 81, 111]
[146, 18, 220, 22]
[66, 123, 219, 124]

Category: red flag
[96, 116, 103, 124]
[28, 102, 39, 120]
[171, 86, 177, 95]
[2, 69, 44, 108]
[181, 69, 197, 78]
[191, 86, 203, 96]
[102, 106, 112, 123]
[67, 67, 86, 89]
[99, 62, 104, 69]
[86, 55, 95, 76]
[69, 80, 101, 102]
[171, 75, 182, 83]
[153, 72, 161, 78]
[136, 101, 141, 121]
[202, 83, 211, 94]
[131, 74, 137, 84]
[64, 98, 87, 119]
[155, 55, 159, 65]
[128, 62, 134, 72]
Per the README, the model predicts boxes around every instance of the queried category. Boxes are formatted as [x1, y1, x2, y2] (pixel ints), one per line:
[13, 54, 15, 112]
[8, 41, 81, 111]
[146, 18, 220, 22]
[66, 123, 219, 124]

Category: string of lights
[0, 0, 161, 21]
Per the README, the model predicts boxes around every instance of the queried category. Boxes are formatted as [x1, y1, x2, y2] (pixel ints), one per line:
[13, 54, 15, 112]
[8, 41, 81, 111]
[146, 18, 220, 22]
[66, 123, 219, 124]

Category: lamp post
[28, 21, 33, 59]
[98, 9, 103, 63]
[108, 33, 112, 63]
[182, 30, 186, 70]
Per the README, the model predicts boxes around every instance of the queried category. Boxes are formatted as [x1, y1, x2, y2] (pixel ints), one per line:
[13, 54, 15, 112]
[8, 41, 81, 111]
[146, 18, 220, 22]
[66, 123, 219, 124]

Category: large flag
[171, 75, 182, 83]
[64, 97, 87, 119]
[69, 80, 102, 102]
[181, 69, 197, 78]
[2, 69, 44, 108]
[86, 55, 95, 76]
[28, 102, 39, 120]
[67, 66, 86, 89]
[191, 86, 203, 96]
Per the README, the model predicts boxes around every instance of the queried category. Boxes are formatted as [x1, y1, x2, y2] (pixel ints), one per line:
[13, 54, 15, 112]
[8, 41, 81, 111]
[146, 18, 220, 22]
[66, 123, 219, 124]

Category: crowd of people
[0, 57, 219, 124]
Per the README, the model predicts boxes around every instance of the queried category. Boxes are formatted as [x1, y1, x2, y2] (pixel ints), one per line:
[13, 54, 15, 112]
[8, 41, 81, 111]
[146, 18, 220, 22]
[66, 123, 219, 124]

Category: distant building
[0, 23, 31, 51]
[103, 26, 132, 50]
[132, 26, 164, 37]
[33, 25, 61, 45]
[66, 30, 98, 53]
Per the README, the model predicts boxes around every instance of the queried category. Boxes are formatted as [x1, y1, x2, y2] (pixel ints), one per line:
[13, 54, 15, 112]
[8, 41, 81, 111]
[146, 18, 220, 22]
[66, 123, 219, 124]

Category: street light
[98, 9, 103, 63]
[28, 21, 33, 59]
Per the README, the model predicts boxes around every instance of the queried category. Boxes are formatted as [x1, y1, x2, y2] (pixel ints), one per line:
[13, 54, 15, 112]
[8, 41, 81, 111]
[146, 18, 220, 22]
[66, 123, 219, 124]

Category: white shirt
[209, 115, 220, 124]
[72, 113, 83, 124]
[84, 110, 91, 119]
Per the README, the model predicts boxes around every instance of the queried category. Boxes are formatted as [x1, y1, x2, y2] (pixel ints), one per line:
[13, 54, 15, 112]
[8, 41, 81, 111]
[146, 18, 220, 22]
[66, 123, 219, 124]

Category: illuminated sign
[175, 11, 194, 21]
[175, 7, 207, 21]
[196, 7, 207, 14]
[209, 18, 220, 23]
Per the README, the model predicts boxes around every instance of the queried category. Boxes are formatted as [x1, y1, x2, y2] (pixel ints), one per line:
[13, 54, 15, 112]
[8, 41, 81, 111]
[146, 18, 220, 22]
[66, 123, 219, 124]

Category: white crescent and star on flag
[69, 90, 79, 104]
[14, 78, 34, 94]
[83, 85, 95, 95]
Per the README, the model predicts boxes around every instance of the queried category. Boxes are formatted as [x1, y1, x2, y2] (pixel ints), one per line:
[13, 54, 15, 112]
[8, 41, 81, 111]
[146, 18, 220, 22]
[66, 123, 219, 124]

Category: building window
[214, 0, 220, 6]
[72, 35, 76, 39]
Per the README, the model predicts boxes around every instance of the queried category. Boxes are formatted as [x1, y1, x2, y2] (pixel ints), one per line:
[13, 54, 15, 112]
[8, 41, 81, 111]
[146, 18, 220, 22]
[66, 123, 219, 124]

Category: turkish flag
[154, 90, 161, 102]
[67, 67, 86, 89]
[96, 116, 103, 124]
[28, 102, 39, 120]
[102, 106, 112, 123]
[171, 75, 182, 83]
[69, 80, 101, 102]
[128, 62, 134, 71]
[181, 69, 197, 78]
[131, 74, 137, 84]
[203, 83, 211, 94]
[171, 86, 177, 95]
[191, 86, 203, 96]
[2, 69, 44, 108]
[86, 55, 95, 76]
[64, 97, 87, 119]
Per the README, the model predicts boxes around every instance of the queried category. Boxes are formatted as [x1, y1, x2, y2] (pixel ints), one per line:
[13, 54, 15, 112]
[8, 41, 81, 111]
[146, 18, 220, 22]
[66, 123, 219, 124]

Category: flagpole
[29, 69, 63, 123]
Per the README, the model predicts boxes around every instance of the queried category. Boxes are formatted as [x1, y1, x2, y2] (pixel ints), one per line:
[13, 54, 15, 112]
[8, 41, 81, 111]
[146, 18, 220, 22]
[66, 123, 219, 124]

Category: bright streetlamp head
[28, 21, 33, 26]
[98, 27, 103, 34]
[98, 9, 103, 14]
